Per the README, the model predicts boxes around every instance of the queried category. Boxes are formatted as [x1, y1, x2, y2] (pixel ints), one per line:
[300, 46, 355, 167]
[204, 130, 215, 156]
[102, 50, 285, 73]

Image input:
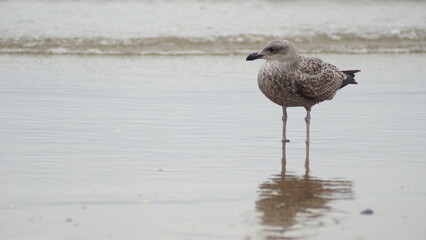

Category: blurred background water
[1, 0, 426, 240]
[1, 0, 425, 55]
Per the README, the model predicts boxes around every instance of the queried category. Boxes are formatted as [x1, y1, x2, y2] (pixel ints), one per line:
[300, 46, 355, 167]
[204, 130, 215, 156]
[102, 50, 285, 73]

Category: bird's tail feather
[340, 70, 361, 89]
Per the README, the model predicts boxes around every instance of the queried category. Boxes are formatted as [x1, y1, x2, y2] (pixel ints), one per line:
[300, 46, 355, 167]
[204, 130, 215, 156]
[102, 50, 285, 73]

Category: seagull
[246, 40, 360, 143]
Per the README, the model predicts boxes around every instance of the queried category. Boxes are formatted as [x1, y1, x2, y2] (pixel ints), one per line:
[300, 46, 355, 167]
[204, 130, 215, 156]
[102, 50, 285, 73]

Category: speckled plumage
[246, 40, 360, 143]
[257, 48, 348, 108]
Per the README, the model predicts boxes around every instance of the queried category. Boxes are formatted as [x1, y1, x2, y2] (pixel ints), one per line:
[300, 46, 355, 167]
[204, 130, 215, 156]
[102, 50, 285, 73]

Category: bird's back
[296, 56, 347, 102]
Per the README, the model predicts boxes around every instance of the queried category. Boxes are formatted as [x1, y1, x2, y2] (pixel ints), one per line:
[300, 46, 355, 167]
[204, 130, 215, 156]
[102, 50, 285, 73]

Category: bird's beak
[246, 52, 263, 61]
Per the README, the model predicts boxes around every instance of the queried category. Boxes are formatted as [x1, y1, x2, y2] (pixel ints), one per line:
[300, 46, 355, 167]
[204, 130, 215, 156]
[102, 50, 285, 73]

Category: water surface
[1, 53, 425, 239]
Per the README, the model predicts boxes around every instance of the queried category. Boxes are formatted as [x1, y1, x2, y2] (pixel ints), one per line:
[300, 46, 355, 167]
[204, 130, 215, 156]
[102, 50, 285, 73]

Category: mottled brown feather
[296, 56, 346, 102]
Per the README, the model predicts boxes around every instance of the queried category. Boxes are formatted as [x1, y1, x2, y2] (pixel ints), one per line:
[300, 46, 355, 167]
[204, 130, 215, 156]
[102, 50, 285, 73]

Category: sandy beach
[1, 53, 426, 240]
[1, 0, 426, 239]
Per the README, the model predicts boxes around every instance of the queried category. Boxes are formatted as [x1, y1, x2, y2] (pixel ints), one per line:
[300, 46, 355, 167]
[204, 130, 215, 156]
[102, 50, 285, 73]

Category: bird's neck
[268, 56, 300, 71]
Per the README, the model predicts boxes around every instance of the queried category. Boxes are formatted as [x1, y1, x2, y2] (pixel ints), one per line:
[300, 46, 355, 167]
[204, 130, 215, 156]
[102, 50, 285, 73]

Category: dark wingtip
[340, 71, 359, 88]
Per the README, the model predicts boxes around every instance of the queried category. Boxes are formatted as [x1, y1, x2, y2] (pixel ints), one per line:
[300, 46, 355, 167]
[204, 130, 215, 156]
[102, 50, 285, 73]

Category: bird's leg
[305, 107, 311, 144]
[282, 107, 290, 142]
[282, 141, 287, 172]
[305, 136, 310, 170]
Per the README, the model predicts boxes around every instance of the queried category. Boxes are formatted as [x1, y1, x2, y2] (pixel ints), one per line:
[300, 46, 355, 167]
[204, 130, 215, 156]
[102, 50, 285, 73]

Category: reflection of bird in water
[256, 143, 353, 239]
[246, 40, 360, 144]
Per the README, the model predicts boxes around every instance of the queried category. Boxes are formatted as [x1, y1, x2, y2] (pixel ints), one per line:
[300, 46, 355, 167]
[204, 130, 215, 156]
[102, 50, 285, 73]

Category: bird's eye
[267, 47, 275, 53]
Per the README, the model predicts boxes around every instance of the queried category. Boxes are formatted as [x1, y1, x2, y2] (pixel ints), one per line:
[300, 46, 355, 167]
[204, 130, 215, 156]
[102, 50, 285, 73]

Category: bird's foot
[282, 139, 290, 143]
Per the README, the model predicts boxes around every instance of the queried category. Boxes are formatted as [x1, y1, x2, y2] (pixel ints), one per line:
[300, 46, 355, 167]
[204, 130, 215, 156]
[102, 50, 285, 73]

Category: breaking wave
[1, 30, 425, 56]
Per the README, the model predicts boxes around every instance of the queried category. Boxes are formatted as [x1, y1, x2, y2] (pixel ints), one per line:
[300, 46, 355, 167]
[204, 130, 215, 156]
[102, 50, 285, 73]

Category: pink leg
[304, 108, 311, 169]
[305, 136, 310, 170]
[282, 107, 290, 142]
[305, 108, 311, 144]
[282, 141, 287, 172]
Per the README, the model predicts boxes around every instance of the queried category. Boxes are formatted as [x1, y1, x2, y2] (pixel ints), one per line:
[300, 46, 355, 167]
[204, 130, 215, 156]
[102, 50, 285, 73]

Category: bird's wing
[296, 56, 346, 102]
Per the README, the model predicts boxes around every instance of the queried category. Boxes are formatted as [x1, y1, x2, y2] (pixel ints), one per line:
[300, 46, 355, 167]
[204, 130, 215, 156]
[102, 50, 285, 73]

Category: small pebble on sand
[361, 209, 374, 215]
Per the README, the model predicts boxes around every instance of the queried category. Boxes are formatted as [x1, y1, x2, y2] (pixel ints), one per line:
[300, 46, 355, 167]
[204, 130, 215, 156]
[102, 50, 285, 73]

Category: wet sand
[1, 53, 426, 239]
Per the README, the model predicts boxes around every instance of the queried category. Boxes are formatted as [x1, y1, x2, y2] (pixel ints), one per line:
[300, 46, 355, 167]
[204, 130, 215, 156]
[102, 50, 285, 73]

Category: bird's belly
[258, 77, 314, 107]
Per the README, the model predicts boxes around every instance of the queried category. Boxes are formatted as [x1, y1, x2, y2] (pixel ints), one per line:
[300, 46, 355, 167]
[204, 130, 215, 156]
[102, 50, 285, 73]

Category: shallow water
[1, 53, 425, 239]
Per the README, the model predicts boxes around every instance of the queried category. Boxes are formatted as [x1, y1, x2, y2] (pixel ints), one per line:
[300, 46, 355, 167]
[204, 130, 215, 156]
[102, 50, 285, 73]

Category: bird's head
[246, 40, 298, 62]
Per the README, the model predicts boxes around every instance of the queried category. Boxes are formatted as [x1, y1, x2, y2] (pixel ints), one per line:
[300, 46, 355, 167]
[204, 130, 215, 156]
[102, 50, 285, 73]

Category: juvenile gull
[246, 40, 360, 143]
